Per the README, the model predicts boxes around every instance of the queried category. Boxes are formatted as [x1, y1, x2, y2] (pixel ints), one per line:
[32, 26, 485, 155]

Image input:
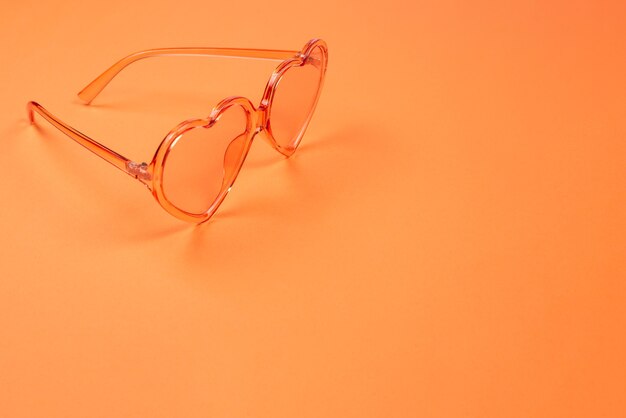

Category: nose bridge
[254, 105, 268, 131]
[251, 105, 277, 148]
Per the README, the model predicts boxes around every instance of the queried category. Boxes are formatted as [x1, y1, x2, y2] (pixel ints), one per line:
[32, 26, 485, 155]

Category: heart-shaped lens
[269, 46, 324, 154]
[162, 105, 248, 215]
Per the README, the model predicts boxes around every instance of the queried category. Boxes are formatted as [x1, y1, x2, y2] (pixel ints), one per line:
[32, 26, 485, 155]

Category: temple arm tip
[77, 88, 94, 105]
[26, 101, 38, 124]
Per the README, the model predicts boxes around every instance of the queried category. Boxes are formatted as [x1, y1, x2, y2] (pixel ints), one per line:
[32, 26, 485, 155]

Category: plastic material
[268, 46, 325, 154]
[26, 39, 328, 223]
[27, 101, 132, 175]
[78, 47, 300, 104]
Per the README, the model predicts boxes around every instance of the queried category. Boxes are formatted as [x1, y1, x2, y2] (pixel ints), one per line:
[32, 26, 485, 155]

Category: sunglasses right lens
[162, 105, 248, 215]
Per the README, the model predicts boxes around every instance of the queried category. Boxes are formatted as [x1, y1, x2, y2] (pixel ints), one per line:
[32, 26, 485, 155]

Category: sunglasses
[27, 38, 328, 223]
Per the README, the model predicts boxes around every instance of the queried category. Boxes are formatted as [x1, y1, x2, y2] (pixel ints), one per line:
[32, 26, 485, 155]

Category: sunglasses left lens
[162, 106, 248, 215]
[268, 46, 324, 154]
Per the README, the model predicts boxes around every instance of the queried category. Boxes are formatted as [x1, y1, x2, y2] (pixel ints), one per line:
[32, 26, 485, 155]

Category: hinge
[126, 161, 151, 183]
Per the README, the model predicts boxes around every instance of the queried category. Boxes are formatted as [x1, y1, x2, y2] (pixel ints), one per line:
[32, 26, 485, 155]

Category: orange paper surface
[0, 1, 624, 417]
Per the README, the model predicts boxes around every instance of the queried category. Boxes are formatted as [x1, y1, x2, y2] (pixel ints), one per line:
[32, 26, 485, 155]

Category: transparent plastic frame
[27, 39, 328, 223]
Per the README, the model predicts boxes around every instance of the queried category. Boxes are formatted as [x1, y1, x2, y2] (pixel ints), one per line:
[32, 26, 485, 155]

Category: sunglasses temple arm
[26, 101, 151, 185]
[77, 47, 299, 104]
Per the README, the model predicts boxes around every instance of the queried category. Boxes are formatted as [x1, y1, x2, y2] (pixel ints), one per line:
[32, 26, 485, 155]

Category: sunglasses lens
[269, 46, 324, 153]
[162, 106, 248, 215]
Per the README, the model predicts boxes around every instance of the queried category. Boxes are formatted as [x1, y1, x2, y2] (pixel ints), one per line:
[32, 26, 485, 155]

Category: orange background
[1, 1, 625, 417]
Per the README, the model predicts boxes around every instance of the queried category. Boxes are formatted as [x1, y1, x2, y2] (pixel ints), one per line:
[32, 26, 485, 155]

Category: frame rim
[149, 97, 257, 223]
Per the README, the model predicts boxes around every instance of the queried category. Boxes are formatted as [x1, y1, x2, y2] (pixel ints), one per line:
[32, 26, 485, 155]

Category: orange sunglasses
[27, 39, 328, 223]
